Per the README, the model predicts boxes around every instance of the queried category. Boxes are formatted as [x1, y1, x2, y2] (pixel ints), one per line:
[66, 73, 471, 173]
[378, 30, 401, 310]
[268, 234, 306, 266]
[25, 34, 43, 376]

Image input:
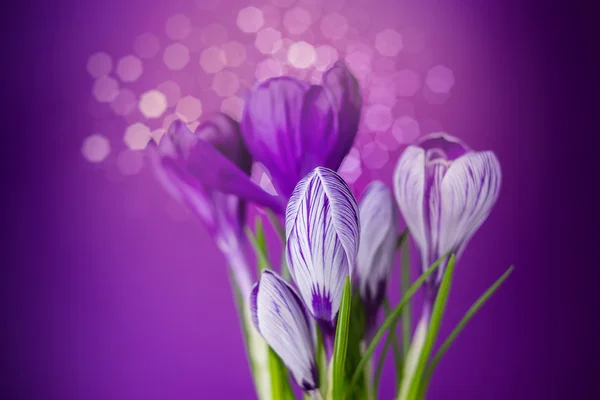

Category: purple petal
[438, 151, 502, 260]
[242, 77, 311, 198]
[250, 281, 260, 331]
[168, 120, 285, 214]
[285, 167, 360, 323]
[356, 181, 398, 316]
[300, 85, 338, 171]
[196, 113, 252, 175]
[417, 132, 470, 161]
[254, 270, 318, 390]
[322, 61, 362, 166]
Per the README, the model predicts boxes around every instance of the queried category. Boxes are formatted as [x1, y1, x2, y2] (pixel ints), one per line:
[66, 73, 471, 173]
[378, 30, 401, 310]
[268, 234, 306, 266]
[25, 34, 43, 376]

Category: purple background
[4, 0, 596, 399]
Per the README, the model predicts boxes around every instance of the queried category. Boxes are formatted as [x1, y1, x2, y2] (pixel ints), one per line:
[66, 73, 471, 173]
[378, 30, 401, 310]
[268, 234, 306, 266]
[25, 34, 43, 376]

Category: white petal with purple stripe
[250, 270, 318, 391]
[285, 167, 360, 324]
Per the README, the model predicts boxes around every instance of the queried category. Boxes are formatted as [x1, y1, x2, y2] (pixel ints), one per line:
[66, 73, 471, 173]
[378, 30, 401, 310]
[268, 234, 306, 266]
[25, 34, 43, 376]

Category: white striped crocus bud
[250, 270, 318, 391]
[285, 167, 360, 354]
[355, 181, 398, 337]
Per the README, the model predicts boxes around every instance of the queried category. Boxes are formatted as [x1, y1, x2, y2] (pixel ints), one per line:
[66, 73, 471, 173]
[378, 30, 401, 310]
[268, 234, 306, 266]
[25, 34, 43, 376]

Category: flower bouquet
[149, 61, 512, 399]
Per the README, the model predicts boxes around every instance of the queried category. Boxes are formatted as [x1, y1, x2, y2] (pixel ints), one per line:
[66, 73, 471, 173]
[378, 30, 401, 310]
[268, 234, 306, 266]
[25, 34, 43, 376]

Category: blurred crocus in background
[285, 166, 360, 354]
[355, 181, 398, 337]
[149, 114, 283, 297]
[242, 62, 362, 199]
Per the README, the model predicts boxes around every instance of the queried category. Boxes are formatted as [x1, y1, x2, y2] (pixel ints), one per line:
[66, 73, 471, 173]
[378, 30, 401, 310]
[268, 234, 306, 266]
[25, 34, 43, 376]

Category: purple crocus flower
[393, 132, 502, 294]
[242, 61, 362, 199]
[149, 114, 283, 297]
[355, 181, 398, 336]
[285, 167, 360, 352]
[250, 270, 318, 391]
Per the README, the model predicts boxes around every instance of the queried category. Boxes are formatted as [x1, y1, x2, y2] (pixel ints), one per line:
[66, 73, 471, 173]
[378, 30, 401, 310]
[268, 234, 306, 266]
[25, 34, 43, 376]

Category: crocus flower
[250, 270, 318, 391]
[355, 181, 398, 336]
[242, 61, 362, 199]
[393, 132, 502, 291]
[150, 114, 283, 297]
[285, 166, 360, 350]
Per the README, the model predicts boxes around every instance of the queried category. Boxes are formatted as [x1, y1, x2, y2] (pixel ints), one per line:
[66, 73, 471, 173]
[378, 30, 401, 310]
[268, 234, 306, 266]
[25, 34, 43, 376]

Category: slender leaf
[246, 226, 271, 272]
[316, 328, 329, 397]
[418, 266, 514, 398]
[400, 235, 412, 362]
[331, 277, 352, 400]
[268, 347, 295, 400]
[346, 251, 450, 393]
[266, 209, 286, 241]
[403, 255, 456, 400]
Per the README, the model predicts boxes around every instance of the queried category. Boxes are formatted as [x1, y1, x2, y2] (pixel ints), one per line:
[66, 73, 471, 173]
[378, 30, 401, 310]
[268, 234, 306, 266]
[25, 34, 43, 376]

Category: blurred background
[3, 0, 596, 399]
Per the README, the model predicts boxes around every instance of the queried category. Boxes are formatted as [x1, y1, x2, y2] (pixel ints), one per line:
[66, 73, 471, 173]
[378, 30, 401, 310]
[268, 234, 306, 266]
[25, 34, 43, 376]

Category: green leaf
[418, 266, 514, 398]
[266, 209, 286, 242]
[346, 251, 450, 394]
[268, 347, 295, 400]
[400, 235, 412, 362]
[316, 328, 329, 397]
[246, 224, 271, 272]
[403, 254, 456, 400]
[331, 277, 352, 400]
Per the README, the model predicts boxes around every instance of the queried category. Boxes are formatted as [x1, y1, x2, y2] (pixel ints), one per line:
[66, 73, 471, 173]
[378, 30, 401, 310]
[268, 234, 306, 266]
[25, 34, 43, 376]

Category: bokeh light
[283, 7, 312, 35]
[200, 46, 227, 73]
[110, 88, 137, 116]
[163, 43, 190, 70]
[375, 29, 403, 57]
[87, 52, 112, 78]
[256, 58, 284, 81]
[81, 134, 110, 163]
[255, 28, 283, 55]
[368, 76, 397, 107]
[288, 41, 316, 69]
[134, 33, 160, 59]
[165, 14, 192, 40]
[116, 149, 144, 176]
[364, 104, 393, 131]
[425, 64, 455, 93]
[212, 71, 240, 97]
[220, 96, 245, 121]
[139, 90, 167, 118]
[93, 76, 119, 103]
[175, 95, 203, 122]
[116, 55, 143, 82]
[237, 7, 264, 33]
[124, 122, 151, 150]
[222, 41, 247, 67]
[338, 147, 362, 184]
[157, 80, 181, 108]
[362, 142, 389, 170]
[314, 45, 338, 71]
[391, 116, 420, 144]
[151, 128, 166, 144]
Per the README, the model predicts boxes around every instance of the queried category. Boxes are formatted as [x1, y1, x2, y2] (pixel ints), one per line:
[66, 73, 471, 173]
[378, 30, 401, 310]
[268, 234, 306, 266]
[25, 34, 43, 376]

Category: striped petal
[285, 167, 360, 326]
[393, 146, 428, 264]
[438, 151, 502, 259]
[250, 270, 318, 391]
[356, 181, 398, 321]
